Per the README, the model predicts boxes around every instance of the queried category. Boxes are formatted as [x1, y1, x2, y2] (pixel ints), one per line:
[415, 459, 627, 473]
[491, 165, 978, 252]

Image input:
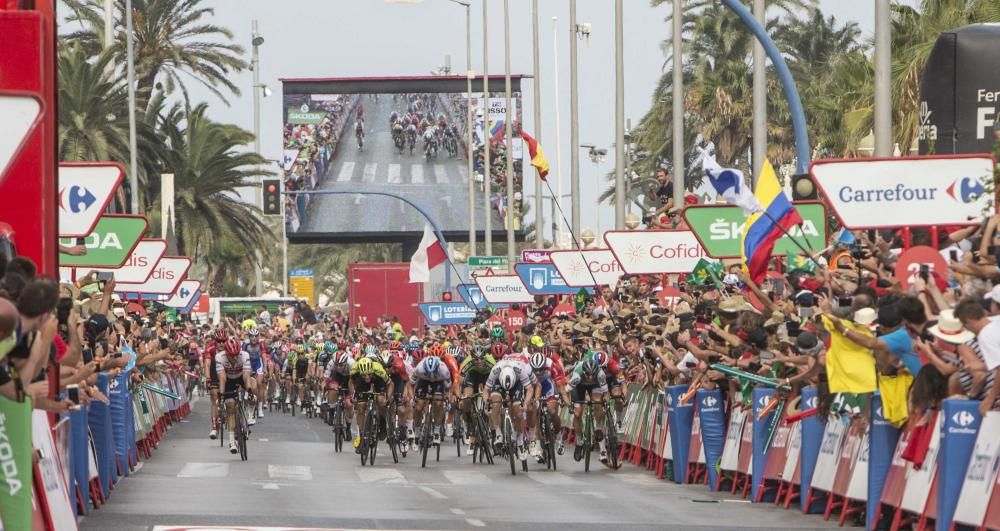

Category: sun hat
[929, 309, 975, 344]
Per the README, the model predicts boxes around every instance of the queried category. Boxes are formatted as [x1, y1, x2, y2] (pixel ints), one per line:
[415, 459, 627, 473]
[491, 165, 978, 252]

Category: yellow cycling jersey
[349, 360, 390, 383]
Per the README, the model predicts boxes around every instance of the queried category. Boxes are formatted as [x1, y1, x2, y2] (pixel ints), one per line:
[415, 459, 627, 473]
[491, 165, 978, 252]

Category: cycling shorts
[462, 371, 489, 393]
[222, 377, 248, 400]
[490, 385, 525, 404]
[571, 383, 608, 403]
[414, 380, 447, 399]
[353, 378, 387, 399]
[327, 372, 349, 391]
[249, 357, 264, 375]
[390, 373, 405, 402]
[539, 379, 556, 401]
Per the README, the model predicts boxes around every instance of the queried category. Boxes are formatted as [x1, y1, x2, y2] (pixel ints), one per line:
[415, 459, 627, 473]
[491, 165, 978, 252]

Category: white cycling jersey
[409, 358, 451, 384]
[485, 359, 537, 391]
[215, 351, 250, 380]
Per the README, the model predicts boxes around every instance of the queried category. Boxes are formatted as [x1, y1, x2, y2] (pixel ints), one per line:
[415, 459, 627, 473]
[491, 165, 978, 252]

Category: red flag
[409, 223, 446, 283]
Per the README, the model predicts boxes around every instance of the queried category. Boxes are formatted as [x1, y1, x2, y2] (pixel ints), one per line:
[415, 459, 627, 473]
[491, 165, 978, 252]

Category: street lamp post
[502, 0, 516, 268]
[125, 0, 139, 214]
[671, 0, 684, 209]
[252, 20, 265, 296]
[447, 0, 475, 256]
[614, 0, 626, 230]
[569, 0, 580, 246]
[580, 144, 607, 236]
[532, 0, 543, 248]
[874, 0, 892, 157]
[482, 0, 492, 256]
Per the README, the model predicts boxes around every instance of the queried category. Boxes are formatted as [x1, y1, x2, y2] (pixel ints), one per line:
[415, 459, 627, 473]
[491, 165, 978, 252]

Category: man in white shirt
[258, 305, 272, 327]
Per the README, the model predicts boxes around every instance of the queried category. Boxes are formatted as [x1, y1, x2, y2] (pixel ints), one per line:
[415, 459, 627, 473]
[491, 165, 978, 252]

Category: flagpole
[755, 209, 824, 271]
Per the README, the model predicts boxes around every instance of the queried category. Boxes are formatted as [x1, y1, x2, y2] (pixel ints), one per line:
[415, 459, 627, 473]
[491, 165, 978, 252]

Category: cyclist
[527, 351, 569, 461]
[567, 357, 610, 464]
[216, 337, 254, 454]
[433, 344, 462, 438]
[459, 344, 496, 455]
[244, 328, 266, 421]
[203, 328, 227, 440]
[323, 351, 354, 435]
[407, 354, 451, 446]
[379, 349, 410, 445]
[485, 357, 536, 461]
[355, 118, 365, 149]
[267, 338, 287, 404]
[348, 357, 391, 453]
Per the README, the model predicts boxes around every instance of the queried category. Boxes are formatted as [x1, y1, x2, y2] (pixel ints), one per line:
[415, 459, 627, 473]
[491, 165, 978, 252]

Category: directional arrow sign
[58, 163, 125, 237]
[0, 94, 43, 185]
[179, 290, 203, 314]
[113, 256, 191, 295]
[456, 283, 508, 310]
[74, 239, 167, 284]
[683, 202, 826, 259]
[419, 301, 477, 325]
[549, 249, 624, 287]
[603, 230, 709, 274]
[164, 280, 201, 308]
[473, 274, 534, 304]
[58, 215, 148, 268]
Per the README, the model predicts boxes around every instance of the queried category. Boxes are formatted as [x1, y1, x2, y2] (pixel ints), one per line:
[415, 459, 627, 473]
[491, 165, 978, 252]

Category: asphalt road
[78, 395, 838, 531]
[301, 94, 491, 235]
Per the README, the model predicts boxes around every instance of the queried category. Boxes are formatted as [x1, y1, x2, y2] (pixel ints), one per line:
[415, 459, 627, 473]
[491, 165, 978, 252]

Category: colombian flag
[740, 160, 802, 283]
[520, 130, 550, 181]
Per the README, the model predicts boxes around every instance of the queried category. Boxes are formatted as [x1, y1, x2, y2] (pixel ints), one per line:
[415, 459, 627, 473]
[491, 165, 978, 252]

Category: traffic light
[791, 173, 818, 201]
[262, 179, 281, 215]
[442, 291, 453, 302]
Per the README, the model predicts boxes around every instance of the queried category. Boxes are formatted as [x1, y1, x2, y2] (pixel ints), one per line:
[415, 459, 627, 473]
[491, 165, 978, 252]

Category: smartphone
[837, 297, 853, 308]
[949, 249, 959, 262]
[159, 337, 169, 349]
[684, 361, 698, 369]
[67, 384, 80, 405]
[919, 263, 930, 281]
[708, 355, 723, 364]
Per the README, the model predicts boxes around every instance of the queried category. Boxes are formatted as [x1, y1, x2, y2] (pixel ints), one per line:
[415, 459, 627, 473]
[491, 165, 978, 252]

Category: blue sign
[514, 263, 586, 295]
[937, 399, 981, 531]
[456, 283, 507, 310]
[697, 388, 726, 491]
[665, 385, 694, 484]
[419, 302, 477, 325]
[289, 268, 314, 277]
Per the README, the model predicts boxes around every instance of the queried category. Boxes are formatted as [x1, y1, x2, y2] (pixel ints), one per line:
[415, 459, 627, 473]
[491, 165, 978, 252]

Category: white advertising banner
[603, 230, 708, 274]
[58, 163, 125, 237]
[75, 239, 167, 284]
[549, 249, 624, 287]
[113, 256, 190, 295]
[163, 280, 202, 308]
[810, 155, 994, 228]
[473, 274, 534, 304]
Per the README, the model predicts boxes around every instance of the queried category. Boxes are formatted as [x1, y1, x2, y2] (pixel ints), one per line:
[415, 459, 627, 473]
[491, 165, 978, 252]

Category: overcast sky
[161, 0, 915, 240]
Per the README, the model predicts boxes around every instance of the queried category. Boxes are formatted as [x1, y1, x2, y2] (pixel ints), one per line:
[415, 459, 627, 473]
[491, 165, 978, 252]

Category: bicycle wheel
[605, 412, 620, 470]
[436, 424, 442, 463]
[583, 413, 592, 473]
[387, 413, 399, 464]
[454, 416, 463, 458]
[368, 407, 379, 466]
[217, 401, 225, 448]
[477, 410, 495, 465]
[237, 400, 248, 461]
[504, 417, 516, 476]
[420, 408, 432, 468]
[332, 405, 343, 453]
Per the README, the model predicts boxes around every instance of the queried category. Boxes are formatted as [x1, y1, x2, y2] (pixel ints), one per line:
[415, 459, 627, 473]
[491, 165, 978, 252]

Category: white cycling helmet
[499, 366, 517, 391]
[529, 352, 546, 370]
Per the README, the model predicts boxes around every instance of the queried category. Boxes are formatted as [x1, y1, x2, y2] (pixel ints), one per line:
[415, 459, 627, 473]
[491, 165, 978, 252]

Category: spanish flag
[520, 130, 549, 181]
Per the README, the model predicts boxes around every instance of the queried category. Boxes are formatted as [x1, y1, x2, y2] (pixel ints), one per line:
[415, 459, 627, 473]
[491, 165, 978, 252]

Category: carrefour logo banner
[810, 155, 994, 228]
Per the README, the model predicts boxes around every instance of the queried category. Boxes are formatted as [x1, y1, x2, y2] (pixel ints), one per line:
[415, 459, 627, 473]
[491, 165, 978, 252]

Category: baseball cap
[984, 285, 1000, 304]
[794, 331, 823, 356]
[85, 314, 110, 336]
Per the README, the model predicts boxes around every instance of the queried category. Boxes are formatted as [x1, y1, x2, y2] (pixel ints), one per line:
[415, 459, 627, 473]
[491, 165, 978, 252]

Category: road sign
[521, 249, 551, 263]
[419, 301, 477, 325]
[289, 268, 315, 306]
[0, 94, 43, 185]
[514, 262, 584, 295]
[456, 283, 508, 310]
[179, 290, 203, 314]
[473, 274, 534, 304]
[468, 255, 509, 276]
[549, 249, 624, 287]
[57, 215, 148, 268]
[603, 230, 708, 274]
[810, 155, 994, 228]
[164, 280, 201, 308]
[894, 246, 948, 290]
[683, 202, 827, 258]
[113, 256, 191, 295]
[75, 239, 167, 284]
[57, 163, 125, 237]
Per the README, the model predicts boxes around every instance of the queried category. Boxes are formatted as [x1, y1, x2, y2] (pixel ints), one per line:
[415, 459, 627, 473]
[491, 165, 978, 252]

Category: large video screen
[281, 76, 524, 241]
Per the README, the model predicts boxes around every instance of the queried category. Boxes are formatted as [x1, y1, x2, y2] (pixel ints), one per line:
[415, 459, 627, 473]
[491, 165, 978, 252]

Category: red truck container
[348, 263, 423, 331]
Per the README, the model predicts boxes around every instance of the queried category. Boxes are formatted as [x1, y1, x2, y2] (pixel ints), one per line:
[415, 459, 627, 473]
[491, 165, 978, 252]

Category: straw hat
[929, 309, 975, 344]
[573, 320, 593, 333]
[853, 307, 877, 327]
[674, 301, 693, 316]
[719, 296, 752, 313]
[764, 311, 786, 328]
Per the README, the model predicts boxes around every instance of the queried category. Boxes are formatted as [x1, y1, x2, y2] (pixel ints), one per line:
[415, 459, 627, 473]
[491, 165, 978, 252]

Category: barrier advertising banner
[419, 301, 477, 325]
[937, 400, 982, 530]
[514, 262, 579, 295]
[58, 163, 125, 238]
[0, 396, 32, 531]
[57, 215, 148, 268]
[665, 385, 694, 484]
[953, 411, 1000, 528]
[163, 280, 201, 309]
[113, 256, 190, 295]
[549, 249, 623, 287]
[697, 388, 726, 490]
[473, 274, 534, 304]
[75, 239, 167, 284]
[810, 155, 994, 228]
[603, 230, 708, 274]
[684, 202, 827, 258]
[868, 395, 901, 530]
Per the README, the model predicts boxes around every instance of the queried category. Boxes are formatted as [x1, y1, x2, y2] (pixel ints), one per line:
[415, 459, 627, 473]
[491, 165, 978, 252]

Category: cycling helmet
[447, 346, 462, 358]
[214, 328, 229, 342]
[336, 352, 352, 366]
[295, 344, 306, 353]
[324, 341, 335, 352]
[490, 343, 508, 359]
[247, 328, 260, 338]
[471, 347, 487, 360]
[427, 343, 445, 358]
[405, 341, 420, 352]
[270, 340, 283, 350]
[355, 357, 374, 376]
[379, 351, 393, 367]
[411, 349, 425, 364]
[529, 335, 545, 348]
[364, 344, 378, 358]
[491, 325, 505, 339]
[499, 366, 517, 390]
[593, 351, 609, 368]
[529, 352, 546, 370]
[580, 358, 600, 376]
[425, 356, 441, 374]
[389, 340, 402, 350]
[223, 338, 241, 356]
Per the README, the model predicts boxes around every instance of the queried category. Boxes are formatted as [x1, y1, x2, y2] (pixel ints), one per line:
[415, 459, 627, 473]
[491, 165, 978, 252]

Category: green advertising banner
[286, 108, 326, 125]
[683, 202, 827, 258]
[58, 214, 148, 268]
[0, 396, 33, 531]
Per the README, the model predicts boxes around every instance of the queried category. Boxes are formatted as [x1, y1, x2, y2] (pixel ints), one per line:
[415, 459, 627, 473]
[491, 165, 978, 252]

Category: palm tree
[153, 103, 273, 282]
[62, 0, 247, 106]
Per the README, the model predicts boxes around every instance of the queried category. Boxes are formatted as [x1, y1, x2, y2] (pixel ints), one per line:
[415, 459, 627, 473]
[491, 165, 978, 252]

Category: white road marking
[267, 465, 312, 481]
[354, 194, 363, 205]
[387, 164, 401, 184]
[466, 519, 486, 527]
[355, 468, 407, 484]
[418, 485, 448, 499]
[258, 438, 269, 442]
[449, 508, 466, 515]
[337, 162, 355, 182]
[575, 490, 609, 499]
[262, 483, 280, 490]
[410, 164, 424, 184]
[177, 462, 229, 478]
[250, 481, 293, 490]
[442, 469, 490, 485]
[433, 164, 449, 184]
[527, 472, 580, 485]
[363, 163, 378, 183]
[441, 195, 452, 208]
[613, 472, 663, 485]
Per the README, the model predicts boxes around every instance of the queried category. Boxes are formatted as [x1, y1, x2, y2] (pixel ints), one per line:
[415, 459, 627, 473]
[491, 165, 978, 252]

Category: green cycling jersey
[460, 354, 497, 376]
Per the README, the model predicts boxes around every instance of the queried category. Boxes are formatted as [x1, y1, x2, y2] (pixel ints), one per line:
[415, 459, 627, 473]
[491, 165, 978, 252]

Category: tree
[62, 0, 247, 106]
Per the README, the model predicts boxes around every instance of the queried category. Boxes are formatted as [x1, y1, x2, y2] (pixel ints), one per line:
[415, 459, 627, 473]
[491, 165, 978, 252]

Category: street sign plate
[58, 163, 125, 237]
[57, 215, 148, 268]
[419, 301, 477, 325]
[603, 230, 708, 274]
[0, 93, 43, 185]
[468, 255, 509, 276]
[549, 249, 623, 287]
[164, 280, 201, 308]
[514, 262, 585, 295]
[75, 239, 167, 284]
[683, 202, 827, 258]
[473, 274, 534, 304]
[113, 256, 190, 295]
[521, 249, 551, 263]
[289, 268, 314, 277]
[810, 155, 994, 228]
